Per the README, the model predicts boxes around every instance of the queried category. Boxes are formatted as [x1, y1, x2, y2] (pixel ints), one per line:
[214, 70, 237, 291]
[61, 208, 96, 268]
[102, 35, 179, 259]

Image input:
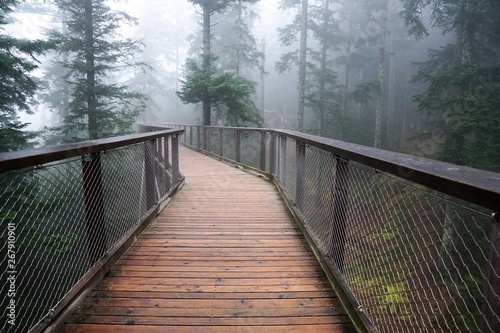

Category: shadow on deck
[59, 147, 356, 333]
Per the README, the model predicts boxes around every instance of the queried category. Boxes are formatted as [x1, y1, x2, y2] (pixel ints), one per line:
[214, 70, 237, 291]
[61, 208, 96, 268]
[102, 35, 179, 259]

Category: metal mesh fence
[290, 144, 496, 333]
[152, 124, 499, 333]
[0, 134, 181, 333]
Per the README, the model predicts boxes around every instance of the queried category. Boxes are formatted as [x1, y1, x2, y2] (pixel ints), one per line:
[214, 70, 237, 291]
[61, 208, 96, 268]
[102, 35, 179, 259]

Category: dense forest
[1, 0, 499, 172]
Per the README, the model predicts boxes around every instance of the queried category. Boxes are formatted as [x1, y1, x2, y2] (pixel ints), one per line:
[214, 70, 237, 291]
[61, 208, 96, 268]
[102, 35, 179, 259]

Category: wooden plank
[99, 277, 328, 286]
[60, 147, 353, 333]
[82, 297, 339, 309]
[116, 259, 319, 267]
[88, 290, 336, 299]
[74, 306, 348, 317]
[72, 315, 352, 326]
[107, 271, 323, 278]
[63, 323, 356, 333]
[109, 265, 322, 272]
[97, 283, 332, 293]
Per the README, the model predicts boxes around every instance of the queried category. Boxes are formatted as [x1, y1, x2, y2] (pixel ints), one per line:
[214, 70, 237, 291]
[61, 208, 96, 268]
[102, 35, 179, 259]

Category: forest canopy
[0, 0, 498, 173]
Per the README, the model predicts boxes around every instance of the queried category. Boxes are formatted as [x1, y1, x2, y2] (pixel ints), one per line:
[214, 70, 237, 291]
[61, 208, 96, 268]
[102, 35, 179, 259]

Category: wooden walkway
[60, 147, 355, 333]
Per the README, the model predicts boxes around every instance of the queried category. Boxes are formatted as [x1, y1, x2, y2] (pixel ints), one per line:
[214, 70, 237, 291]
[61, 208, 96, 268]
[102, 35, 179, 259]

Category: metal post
[164, 136, 171, 192]
[270, 133, 277, 175]
[189, 126, 193, 146]
[481, 212, 500, 332]
[155, 138, 164, 197]
[295, 141, 305, 209]
[219, 128, 224, 157]
[259, 131, 266, 171]
[197, 126, 201, 149]
[280, 135, 287, 186]
[82, 152, 107, 264]
[145, 140, 156, 209]
[206, 127, 211, 152]
[172, 134, 180, 184]
[330, 155, 350, 273]
[236, 130, 241, 163]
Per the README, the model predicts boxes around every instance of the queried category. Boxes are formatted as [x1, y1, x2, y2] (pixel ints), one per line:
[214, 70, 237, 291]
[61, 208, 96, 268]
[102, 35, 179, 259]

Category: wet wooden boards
[60, 147, 356, 333]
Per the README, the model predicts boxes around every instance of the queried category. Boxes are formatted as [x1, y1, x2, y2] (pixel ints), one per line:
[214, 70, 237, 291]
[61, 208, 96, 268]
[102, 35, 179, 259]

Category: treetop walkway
[0, 124, 499, 333]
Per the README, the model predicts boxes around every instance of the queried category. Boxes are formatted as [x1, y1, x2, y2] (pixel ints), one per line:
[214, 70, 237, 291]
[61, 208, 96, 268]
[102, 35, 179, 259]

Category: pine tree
[179, 0, 262, 126]
[276, 0, 309, 132]
[306, 0, 343, 138]
[0, 0, 51, 151]
[49, 0, 147, 142]
[403, 0, 500, 171]
[212, 0, 261, 77]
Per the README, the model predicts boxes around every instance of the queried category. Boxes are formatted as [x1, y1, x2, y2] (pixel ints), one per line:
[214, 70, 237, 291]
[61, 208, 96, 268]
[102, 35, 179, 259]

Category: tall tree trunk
[318, 0, 329, 137]
[342, 1, 354, 142]
[386, 10, 396, 150]
[202, 3, 212, 126]
[260, 38, 266, 117]
[373, 0, 388, 148]
[84, 0, 97, 140]
[297, 0, 308, 132]
[175, 5, 180, 114]
[61, 9, 70, 121]
[236, 0, 242, 77]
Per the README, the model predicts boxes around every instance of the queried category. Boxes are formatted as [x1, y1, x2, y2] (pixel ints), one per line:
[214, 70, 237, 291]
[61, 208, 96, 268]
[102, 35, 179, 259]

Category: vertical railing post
[279, 135, 287, 187]
[144, 139, 156, 209]
[190, 125, 193, 146]
[219, 128, 224, 157]
[172, 134, 180, 184]
[481, 212, 500, 332]
[164, 136, 171, 192]
[197, 126, 201, 149]
[270, 133, 277, 175]
[155, 138, 164, 198]
[206, 127, 211, 152]
[82, 152, 107, 264]
[295, 141, 305, 209]
[236, 130, 241, 163]
[330, 155, 350, 273]
[259, 131, 267, 171]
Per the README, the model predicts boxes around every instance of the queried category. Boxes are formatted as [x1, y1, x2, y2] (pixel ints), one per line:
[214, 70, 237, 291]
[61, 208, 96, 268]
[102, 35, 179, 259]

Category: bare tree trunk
[386, 12, 396, 150]
[342, 1, 354, 141]
[260, 38, 266, 117]
[318, 0, 329, 137]
[297, 0, 308, 132]
[202, 3, 211, 126]
[374, 0, 388, 148]
[236, 0, 242, 77]
[84, 0, 97, 140]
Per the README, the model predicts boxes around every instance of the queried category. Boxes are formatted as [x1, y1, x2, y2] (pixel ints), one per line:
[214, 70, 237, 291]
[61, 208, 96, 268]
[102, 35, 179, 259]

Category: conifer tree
[403, 0, 500, 171]
[0, 0, 51, 151]
[178, 0, 262, 126]
[49, 0, 147, 142]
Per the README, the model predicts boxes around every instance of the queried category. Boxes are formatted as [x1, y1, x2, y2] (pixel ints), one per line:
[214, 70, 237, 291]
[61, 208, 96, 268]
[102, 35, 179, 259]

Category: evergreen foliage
[48, 0, 147, 142]
[179, 0, 262, 126]
[0, 0, 51, 151]
[177, 56, 261, 126]
[403, 0, 500, 172]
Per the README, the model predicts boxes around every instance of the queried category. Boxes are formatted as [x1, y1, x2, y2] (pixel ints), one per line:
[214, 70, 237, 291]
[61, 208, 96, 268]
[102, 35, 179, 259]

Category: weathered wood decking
[60, 147, 355, 333]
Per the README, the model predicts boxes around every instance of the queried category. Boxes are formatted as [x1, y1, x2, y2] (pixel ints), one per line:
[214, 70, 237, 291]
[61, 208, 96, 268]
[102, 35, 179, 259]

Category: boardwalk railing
[0, 129, 184, 333]
[151, 123, 500, 333]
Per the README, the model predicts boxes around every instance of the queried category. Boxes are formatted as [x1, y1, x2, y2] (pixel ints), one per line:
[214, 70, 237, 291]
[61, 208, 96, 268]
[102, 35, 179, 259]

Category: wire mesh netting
[288, 144, 497, 333]
[0, 136, 181, 333]
[174, 124, 499, 333]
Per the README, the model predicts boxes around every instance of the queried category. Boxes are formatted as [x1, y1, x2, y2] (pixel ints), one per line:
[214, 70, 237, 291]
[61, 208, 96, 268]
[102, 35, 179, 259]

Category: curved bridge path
[60, 147, 356, 333]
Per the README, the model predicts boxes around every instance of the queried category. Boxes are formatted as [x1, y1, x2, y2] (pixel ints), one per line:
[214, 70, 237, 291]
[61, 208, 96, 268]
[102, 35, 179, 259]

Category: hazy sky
[13, 0, 285, 132]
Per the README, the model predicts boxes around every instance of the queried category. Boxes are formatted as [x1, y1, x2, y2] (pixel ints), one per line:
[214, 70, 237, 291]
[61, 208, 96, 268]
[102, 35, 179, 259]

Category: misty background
[3, 0, 499, 172]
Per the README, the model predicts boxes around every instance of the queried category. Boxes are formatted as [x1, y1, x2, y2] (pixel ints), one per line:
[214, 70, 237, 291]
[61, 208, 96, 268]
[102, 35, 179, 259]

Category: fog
[5, 0, 500, 170]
